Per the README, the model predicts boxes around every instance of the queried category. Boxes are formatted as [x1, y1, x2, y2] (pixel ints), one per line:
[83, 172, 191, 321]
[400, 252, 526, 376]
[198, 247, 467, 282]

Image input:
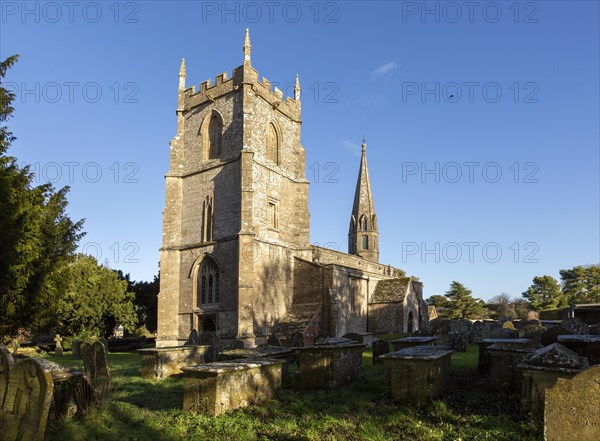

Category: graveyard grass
[41, 346, 541, 441]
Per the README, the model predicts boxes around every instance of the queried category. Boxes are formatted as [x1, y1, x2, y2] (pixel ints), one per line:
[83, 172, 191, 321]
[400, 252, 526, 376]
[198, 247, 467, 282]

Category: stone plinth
[390, 337, 437, 352]
[545, 365, 600, 441]
[517, 343, 589, 421]
[477, 338, 531, 373]
[557, 334, 600, 365]
[296, 342, 365, 388]
[181, 358, 284, 416]
[487, 342, 532, 392]
[380, 346, 454, 406]
[137, 345, 210, 380]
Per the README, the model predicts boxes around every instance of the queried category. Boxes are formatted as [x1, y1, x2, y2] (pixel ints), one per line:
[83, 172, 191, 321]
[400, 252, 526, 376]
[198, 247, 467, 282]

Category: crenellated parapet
[180, 67, 300, 122]
[177, 29, 300, 122]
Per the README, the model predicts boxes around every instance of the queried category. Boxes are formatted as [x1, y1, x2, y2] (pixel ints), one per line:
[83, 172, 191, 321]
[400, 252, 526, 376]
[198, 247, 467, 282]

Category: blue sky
[2, 1, 598, 301]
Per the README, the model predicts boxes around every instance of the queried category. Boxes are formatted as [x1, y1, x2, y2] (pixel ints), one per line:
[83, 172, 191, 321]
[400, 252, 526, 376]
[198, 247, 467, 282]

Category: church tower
[348, 141, 379, 262]
[157, 30, 311, 348]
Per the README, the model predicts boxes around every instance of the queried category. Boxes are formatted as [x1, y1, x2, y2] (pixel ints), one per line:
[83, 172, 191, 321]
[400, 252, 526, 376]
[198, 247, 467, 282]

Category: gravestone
[562, 317, 589, 335]
[291, 332, 304, 347]
[54, 334, 63, 356]
[517, 343, 589, 421]
[185, 329, 200, 346]
[1, 345, 15, 404]
[470, 321, 484, 345]
[267, 333, 281, 347]
[540, 326, 571, 347]
[0, 358, 54, 441]
[199, 331, 220, 363]
[545, 365, 600, 441]
[98, 338, 109, 352]
[72, 338, 81, 359]
[296, 341, 365, 388]
[372, 339, 390, 365]
[557, 334, 600, 365]
[80, 340, 111, 409]
[520, 324, 546, 345]
[449, 331, 468, 352]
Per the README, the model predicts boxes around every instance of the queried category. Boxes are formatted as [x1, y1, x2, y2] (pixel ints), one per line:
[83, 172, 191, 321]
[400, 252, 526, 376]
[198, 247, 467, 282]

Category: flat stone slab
[219, 346, 293, 361]
[545, 365, 600, 440]
[557, 334, 600, 365]
[380, 346, 454, 360]
[182, 358, 285, 376]
[137, 345, 210, 380]
[478, 338, 530, 344]
[182, 358, 284, 416]
[557, 335, 600, 343]
[390, 337, 437, 343]
[316, 337, 355, 346]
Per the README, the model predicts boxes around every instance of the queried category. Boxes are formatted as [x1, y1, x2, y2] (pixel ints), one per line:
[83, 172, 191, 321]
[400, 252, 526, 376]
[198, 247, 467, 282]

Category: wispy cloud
[372, 61, 398, 78]
[341, 140, 361, 157]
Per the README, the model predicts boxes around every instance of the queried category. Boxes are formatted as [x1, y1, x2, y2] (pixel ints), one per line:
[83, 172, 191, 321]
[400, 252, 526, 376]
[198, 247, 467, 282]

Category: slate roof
[272, 303, 321, 336]
[370, 277, 411, 303]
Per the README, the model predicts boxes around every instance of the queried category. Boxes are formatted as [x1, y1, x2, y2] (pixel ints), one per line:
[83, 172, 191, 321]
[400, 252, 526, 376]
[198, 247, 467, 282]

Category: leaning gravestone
[545, 365, 600, 441]
[0, 358, 54, 441]
[1, 345, 15, 404]
[79, 340, 111, 409]
[540, 326, 571, 347]
[72, 338, 81, 359]
[372, 339, 390, 365]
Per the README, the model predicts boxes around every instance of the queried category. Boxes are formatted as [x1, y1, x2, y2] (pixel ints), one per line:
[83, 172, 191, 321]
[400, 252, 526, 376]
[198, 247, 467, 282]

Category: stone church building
[157, 31, 427, 348]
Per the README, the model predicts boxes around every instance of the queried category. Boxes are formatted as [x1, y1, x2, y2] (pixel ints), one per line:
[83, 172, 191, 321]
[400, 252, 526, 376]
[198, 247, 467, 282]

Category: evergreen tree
[522, 275, 565, 311]
[0, 55, 85, 336]
[444, 281, 486, 319]
[560, 265, 600, 304]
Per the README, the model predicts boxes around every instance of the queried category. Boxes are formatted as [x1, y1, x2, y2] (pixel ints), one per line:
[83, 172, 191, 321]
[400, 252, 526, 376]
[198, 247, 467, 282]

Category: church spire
[348, 139, 379, 262]
[178, 58, 186, 91]
[243, 28, 251, 63]
[294, 74, 301, 101]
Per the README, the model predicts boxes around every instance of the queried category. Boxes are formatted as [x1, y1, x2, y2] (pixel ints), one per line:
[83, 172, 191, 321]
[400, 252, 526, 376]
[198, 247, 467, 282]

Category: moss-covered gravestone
[79, 340, 111, 410]
[545, 365, 600, 441]
[0, 357, 54, 441]
[517, 343, 589, 421]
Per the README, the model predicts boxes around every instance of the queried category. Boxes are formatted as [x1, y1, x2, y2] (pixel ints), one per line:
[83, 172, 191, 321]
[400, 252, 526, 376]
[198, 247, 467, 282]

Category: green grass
[40, 346, 541, 441]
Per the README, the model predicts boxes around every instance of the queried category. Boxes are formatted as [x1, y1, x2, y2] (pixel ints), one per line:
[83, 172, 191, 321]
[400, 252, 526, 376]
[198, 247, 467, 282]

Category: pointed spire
[349, 138, 379, 262]
[243, 28, 252, 62]
[294, 74, 301, 101]
[179, 58, 186, 90]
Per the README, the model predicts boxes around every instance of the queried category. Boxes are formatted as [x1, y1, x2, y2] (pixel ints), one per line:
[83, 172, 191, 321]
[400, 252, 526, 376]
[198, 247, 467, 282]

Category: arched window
[360, 215, 368, 231]
[201, 196, 213, 242]
[200, 111, 223, 161]
[208, 114, 222, 159]
[197, 257, 220, 307]
[362, 235, 369, 250]
[266, 122, 280, 165]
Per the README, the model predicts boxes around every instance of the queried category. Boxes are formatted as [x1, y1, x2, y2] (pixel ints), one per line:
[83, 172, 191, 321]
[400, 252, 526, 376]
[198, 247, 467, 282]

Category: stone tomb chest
[545, 365, 600, 441]
[517, 343, 589, 421]
[487, 342, 533, 392]
[379, 346, 454, 406]
[557, 334, 600, 365]
[181, 358, 285, 416]
[477, 338, 530, 373]
[137, 345, 210, 380]
[295, 338, 366, 388]
[390, 336, 437, 352]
